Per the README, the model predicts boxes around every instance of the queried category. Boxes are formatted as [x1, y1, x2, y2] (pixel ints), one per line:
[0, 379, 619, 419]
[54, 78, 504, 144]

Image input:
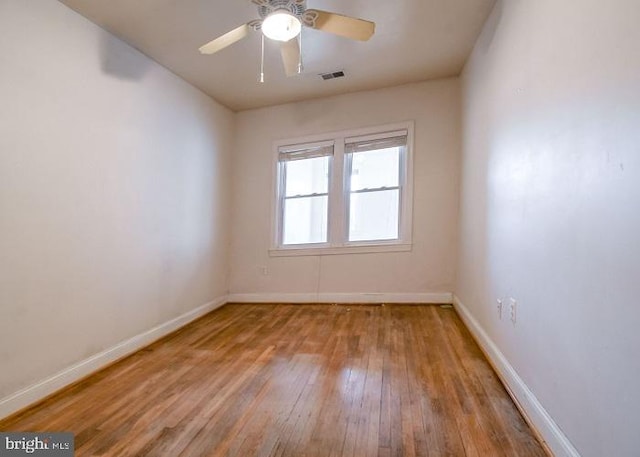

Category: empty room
[1, 0, 638, 456]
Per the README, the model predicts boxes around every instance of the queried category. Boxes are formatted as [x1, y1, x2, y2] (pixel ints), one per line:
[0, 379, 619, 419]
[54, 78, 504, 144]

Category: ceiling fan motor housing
[254, 0, 307, 19]
[200, 0, 374, 60]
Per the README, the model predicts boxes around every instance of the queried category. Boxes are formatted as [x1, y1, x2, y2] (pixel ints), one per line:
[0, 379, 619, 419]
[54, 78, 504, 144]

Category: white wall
[457, 1, 640, 456]
[0, 0, 233, 407]
[229, 80, 460, 301]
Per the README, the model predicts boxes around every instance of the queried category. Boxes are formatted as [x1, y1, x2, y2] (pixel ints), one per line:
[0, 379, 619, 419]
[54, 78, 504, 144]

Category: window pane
[283, 196, 328, 245]
[350, 147, 400, 191]
[285, 156, 330, 197]
[349, 190, 399, 242]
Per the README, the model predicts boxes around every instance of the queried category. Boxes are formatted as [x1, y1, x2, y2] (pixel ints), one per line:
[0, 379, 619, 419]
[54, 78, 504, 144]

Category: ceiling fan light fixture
[261, 10, 301, 42]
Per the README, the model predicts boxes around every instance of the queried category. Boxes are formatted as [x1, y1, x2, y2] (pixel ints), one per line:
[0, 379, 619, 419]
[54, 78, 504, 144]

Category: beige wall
[229, 80, 461, 300]
[0, 1, 233, 404]
[457, 0, 640, 455]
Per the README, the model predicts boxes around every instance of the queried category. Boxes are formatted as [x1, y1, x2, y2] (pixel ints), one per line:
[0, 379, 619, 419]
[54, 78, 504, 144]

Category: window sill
[269, 243, 412, 257]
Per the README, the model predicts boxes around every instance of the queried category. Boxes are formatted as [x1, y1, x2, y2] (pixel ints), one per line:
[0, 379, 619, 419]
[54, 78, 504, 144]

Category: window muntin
[274, 124, 412, 254]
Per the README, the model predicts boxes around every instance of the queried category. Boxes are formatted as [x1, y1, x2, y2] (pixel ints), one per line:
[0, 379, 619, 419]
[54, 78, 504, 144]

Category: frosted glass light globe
[261, 11, 301, 42]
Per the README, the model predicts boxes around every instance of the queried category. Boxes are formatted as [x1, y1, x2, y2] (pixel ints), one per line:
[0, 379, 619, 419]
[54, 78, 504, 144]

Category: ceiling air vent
[320, 70, 345, 80]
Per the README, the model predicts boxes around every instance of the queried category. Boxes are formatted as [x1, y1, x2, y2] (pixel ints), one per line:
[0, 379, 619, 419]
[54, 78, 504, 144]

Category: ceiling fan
[198, 0, 375, 78]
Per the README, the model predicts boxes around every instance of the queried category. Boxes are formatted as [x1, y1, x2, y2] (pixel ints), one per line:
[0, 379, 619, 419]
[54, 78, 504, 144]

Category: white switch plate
[497, 299, 503, 319]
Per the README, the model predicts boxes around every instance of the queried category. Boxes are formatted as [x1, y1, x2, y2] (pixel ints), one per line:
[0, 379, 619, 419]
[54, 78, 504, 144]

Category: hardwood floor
[0, 304, 547, 456]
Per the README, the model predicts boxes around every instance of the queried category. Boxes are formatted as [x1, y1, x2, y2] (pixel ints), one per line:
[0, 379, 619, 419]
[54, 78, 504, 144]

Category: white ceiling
[59, 0, 496, 111]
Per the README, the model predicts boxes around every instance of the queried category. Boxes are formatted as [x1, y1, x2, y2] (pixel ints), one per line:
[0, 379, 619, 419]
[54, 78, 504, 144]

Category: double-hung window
[345, 133, 406, 243]
[278, 141, 334, 246]
[273, 123, 413, 255]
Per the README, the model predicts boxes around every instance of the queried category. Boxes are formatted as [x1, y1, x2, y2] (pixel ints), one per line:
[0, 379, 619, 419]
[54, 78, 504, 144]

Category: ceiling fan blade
[303, 9, 375, 41]
[199, 23, 252, 55]
[280, 38, 301, 77]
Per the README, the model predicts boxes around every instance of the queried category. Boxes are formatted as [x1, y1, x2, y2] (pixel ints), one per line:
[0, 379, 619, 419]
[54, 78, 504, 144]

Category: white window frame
[275, 140, 334, 248]
[270, 122, 414, 257]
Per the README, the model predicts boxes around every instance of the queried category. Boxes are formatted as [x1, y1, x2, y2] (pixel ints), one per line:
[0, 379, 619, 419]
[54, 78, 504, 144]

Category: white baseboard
[453, 296, 580, 457]
[0, 296, 227, 421]
[227, 292, 453, 304]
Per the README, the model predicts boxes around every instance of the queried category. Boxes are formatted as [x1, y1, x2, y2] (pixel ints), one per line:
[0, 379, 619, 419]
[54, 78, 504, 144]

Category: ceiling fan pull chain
[298, 30, 303, 74]
[259, 33, 266, 83]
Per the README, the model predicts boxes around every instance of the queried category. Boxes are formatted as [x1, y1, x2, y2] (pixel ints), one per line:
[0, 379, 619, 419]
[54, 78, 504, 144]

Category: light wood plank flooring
[0, 304, 547, 456]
